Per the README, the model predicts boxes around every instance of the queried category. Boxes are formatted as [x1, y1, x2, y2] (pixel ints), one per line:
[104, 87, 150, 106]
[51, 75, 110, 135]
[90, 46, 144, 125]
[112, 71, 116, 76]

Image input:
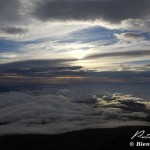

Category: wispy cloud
[85, 50, 150, 59]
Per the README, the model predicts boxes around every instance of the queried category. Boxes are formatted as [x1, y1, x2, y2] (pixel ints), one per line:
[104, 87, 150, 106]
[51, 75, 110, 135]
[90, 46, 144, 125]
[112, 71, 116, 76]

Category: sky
[0, 0, 150, 135]
[0, 0, 150, 82]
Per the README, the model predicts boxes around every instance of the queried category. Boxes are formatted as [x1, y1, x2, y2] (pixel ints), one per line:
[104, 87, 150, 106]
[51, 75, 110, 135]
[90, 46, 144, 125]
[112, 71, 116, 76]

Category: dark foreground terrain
[0, 126, 150, 150]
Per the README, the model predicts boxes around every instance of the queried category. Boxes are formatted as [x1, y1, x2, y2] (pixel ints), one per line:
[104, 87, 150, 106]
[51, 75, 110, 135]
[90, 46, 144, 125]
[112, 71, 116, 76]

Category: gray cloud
[115, 32, 145, 41]
[0, 27, 27, 35]
[32, 0, 150, 22]
[0, 0, 20, 26]
[0, 59, 82, 77]
[0, 59, 77, 69]
[0, 59, 150, 79]
[0, 0, 150, 33]
[121, 33, 145, 39]
[85, 50, 150, 59]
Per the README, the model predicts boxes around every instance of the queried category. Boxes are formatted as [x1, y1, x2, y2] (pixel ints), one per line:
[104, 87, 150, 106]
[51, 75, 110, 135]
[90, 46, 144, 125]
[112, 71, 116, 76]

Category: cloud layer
[0, 90, 149, 135]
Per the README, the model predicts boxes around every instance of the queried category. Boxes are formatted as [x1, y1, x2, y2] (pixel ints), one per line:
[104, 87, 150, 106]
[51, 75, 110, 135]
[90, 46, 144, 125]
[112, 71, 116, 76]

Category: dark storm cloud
[85, 50, 150, 59]
[0, 27, 27, 35]
[32, 0, 150, 22]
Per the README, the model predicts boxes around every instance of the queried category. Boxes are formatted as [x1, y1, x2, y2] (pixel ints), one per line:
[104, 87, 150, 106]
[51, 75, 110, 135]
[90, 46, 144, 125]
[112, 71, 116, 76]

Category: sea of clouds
[0, 85, 150, 135]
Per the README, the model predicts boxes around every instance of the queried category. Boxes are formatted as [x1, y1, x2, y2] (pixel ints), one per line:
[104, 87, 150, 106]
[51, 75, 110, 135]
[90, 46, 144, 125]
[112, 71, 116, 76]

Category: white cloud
[0, 91, 149, 135]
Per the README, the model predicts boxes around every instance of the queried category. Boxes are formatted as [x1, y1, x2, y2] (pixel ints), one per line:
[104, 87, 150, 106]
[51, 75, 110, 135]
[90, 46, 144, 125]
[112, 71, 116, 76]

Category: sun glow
[72, 50, 88, 59]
